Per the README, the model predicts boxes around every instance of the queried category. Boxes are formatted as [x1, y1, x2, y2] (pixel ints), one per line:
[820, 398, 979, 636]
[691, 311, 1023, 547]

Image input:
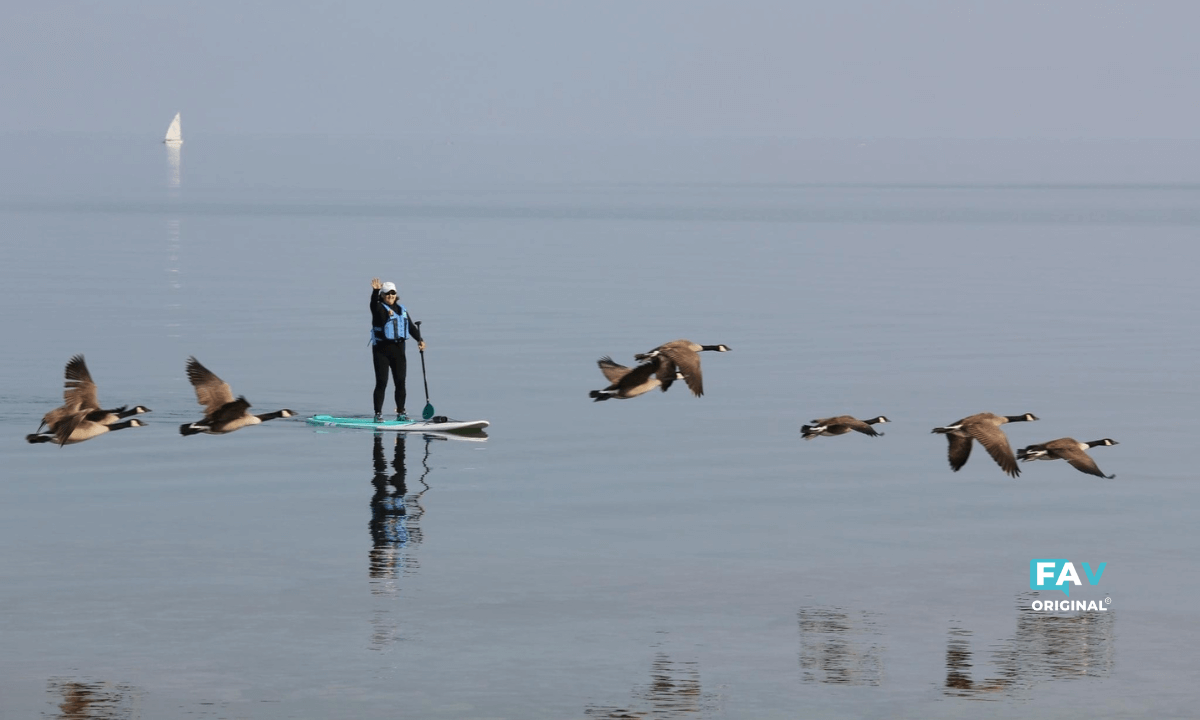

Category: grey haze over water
[7, 2, 1200, 139]
[1, 132, 1198, 718]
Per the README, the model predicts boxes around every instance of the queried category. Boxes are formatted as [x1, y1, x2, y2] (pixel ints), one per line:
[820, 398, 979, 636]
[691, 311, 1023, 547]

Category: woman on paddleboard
[370, 278, 425, 422]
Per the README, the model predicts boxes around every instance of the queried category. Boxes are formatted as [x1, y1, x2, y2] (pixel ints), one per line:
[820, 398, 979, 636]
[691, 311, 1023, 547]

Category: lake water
[2, 133, 1198, 718]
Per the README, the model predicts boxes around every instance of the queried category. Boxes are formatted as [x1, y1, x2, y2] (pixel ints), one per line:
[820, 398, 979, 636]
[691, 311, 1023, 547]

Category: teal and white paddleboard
[307, 415, 489, 433]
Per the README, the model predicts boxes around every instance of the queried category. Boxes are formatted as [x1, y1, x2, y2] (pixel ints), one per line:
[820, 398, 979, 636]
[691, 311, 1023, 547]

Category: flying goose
[1017, 438, 1118, 479]
[27, 418, 146, 446]
[35, 354, 151, 434]
[180, 357, 295, 435]
[931, 413, 1039, 478]
[589, 356, 680, 401]
[801, 415, 890, 440]
[632, 340, 730, 397]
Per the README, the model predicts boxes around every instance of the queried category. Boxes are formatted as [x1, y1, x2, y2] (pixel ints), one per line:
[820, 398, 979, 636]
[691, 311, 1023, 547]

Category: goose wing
[186, 357, 235, 413]
[947, 434, 973, 472]
[966, 422, 1020, 478]
[838, 416, 883, 437]
[63, 354, 100, 410]
[660, 346, 704, 397]
[1061, 451, 1112, 478]
[52, 411, 89, 447]
[597, 357, 631, 384]
[615, 360, 660, 391]
[1047, 442, 1112, 478]
[634, 339, 691, 361]
[208, 397, 252, 425]
[651, 355, 680, 392]
[40, 405, 79, 433]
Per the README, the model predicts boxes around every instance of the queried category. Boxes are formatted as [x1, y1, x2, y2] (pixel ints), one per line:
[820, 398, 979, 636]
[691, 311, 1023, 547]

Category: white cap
[380, 281, 397, 294]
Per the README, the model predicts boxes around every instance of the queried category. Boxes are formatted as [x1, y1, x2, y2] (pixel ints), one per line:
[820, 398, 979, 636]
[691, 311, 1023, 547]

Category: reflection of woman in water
[370, 433, 409, 582]
[369, 433, 433, 586]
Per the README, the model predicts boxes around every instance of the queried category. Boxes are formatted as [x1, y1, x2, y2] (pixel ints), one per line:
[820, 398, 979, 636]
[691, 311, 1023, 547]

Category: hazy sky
[5, 1, 1199, 138]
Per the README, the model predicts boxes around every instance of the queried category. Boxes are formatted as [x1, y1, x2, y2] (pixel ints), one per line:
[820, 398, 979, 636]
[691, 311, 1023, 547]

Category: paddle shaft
[416, 321, 433, 418]
[419, 348, 430, 401]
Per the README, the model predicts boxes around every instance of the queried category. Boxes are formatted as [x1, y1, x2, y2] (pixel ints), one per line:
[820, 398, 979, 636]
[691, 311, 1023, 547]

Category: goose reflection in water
[797, 606, 885, 686]
[585, 652, 717, 718]
[944, 627, 1016, 698]
[944, 594, 1115, 699]
[48, 678, 141, 720]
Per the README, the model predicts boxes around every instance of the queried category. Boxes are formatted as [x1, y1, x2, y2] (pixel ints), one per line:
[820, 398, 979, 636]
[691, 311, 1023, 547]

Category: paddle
[416, 321, 434, 420]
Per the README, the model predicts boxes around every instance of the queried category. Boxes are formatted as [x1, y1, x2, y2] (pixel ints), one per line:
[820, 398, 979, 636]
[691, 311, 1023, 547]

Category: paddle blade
[422, 401, 434, 420]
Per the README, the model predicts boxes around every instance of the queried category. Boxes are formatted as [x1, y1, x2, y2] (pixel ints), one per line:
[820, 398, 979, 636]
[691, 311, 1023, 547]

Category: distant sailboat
[164, 113, 182, 144]
[164, 112, 182, 187]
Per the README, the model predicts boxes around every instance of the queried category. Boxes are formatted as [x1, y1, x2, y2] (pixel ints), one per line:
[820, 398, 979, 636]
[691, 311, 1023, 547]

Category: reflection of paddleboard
[306, 415, 489, 433]
[417, 429, 488, 442]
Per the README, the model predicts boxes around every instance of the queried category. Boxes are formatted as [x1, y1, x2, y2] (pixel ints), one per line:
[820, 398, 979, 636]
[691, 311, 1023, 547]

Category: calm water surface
[1, 134, 1198, 718]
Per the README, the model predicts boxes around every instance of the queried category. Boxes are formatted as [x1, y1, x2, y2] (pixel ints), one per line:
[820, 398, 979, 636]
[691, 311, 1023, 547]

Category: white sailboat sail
[164, 113, 182, 144]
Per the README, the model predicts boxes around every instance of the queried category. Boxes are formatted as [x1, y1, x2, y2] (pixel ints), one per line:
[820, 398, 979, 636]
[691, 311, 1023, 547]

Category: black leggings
[372, 342, 408, 414]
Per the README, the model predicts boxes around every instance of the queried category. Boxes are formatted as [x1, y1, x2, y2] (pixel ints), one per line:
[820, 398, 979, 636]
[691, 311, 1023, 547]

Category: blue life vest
[371, 303, 408, 345]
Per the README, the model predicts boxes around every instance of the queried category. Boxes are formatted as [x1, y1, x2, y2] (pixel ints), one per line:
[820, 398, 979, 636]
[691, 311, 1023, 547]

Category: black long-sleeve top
[370, 289, 423, 344]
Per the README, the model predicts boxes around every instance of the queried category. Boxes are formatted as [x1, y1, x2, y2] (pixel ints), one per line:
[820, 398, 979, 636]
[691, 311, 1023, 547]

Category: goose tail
[1017, 448, 1047, 462]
